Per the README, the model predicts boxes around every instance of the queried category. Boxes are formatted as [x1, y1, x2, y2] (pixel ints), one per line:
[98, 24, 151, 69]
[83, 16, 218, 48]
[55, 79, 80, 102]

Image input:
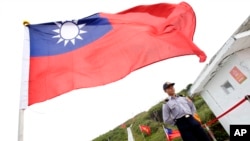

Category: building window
[221, 81, 234, 94]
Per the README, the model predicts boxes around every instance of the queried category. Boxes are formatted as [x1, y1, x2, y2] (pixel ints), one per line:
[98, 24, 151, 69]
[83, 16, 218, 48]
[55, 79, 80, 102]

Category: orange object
[193, 113, 202, 124]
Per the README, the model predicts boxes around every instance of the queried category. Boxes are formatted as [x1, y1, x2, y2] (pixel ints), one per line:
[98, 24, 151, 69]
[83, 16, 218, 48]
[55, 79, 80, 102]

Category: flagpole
[162, 125, 169, 141]
[18, 21, 30, 141]
[204, 124, 217, 141]
[18, 109, 25, 141]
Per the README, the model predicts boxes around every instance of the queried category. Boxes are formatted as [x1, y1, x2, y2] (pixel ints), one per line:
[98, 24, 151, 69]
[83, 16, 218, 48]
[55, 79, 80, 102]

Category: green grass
[93, 84, 229, 141]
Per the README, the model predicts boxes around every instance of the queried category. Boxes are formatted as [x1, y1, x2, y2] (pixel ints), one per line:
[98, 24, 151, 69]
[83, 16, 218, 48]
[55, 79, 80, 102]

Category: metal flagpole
[18, 109, 25, 141]
[18, 21, 30, 141]
[204, 124, 217, 141]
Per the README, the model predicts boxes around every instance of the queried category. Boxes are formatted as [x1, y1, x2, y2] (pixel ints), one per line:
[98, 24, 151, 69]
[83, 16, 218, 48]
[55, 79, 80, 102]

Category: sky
[0, 0, 249, 141]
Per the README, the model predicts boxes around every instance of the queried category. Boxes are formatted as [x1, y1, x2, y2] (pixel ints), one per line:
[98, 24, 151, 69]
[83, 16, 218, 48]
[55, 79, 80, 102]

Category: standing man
[162, 82, 210, 141]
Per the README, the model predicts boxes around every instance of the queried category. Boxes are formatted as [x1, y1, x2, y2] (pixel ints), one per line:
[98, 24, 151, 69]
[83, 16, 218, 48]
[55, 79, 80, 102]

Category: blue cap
[163, 82, 175, 91]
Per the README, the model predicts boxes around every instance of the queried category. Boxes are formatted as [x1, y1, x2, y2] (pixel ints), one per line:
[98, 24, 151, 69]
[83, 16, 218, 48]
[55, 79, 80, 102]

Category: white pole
[127, 126, 135, 141]
[18, 21, 30, 141]
[162, 125, 169, 141]
[18, 109, 25, 141]
[204, 124, 217, 141]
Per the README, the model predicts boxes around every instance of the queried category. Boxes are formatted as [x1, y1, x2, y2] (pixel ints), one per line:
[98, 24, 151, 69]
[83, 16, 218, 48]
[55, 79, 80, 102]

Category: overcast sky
[0, 0, 249, 141]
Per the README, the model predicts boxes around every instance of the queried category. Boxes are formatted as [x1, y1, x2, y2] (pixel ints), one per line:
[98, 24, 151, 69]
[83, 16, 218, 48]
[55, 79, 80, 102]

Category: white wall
[200, 47, 250, 134]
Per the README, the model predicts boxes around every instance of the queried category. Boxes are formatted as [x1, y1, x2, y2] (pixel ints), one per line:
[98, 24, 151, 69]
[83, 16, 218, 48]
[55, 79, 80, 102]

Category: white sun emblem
[52, 20, 87, 46]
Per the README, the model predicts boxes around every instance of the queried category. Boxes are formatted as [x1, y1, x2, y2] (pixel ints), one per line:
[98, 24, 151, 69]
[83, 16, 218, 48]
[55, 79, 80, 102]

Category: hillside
[92, 84, 229, 141]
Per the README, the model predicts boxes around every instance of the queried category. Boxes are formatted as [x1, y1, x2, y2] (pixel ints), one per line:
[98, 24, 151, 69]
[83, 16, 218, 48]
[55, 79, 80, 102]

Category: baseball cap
[163, 82, 175, 91]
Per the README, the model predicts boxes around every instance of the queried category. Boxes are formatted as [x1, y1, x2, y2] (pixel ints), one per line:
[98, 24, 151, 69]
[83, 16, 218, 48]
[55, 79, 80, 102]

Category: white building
[189, 15, 250, 134]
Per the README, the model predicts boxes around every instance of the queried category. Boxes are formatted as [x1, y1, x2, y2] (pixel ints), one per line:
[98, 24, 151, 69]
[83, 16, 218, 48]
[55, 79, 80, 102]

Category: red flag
[164, 127, 181, 141]
[139, 125, 151, 135]
[120, 123, 126, 129]
[26, 2, 206, 106]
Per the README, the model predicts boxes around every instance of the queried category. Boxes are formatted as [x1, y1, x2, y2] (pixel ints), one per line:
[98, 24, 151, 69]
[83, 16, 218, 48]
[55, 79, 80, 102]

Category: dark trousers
[175, 115, 211, 141]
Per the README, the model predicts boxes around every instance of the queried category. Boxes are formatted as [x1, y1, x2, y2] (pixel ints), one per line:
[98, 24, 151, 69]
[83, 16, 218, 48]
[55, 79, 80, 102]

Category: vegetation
[92, 84, 229, 141]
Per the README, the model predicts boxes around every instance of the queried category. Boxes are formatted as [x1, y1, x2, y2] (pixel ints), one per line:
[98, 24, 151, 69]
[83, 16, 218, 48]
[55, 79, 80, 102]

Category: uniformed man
[162, 82, 210, 141]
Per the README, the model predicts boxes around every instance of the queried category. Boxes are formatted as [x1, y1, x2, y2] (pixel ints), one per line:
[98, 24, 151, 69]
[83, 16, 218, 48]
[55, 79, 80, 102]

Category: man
[162, 82, 210, 141]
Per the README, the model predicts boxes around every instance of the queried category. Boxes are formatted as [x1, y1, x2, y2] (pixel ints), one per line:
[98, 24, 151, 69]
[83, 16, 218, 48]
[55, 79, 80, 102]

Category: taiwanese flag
[139, 125, 151, 135]
[26, 2, 206, 106]
[164, 127, 181, 141]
